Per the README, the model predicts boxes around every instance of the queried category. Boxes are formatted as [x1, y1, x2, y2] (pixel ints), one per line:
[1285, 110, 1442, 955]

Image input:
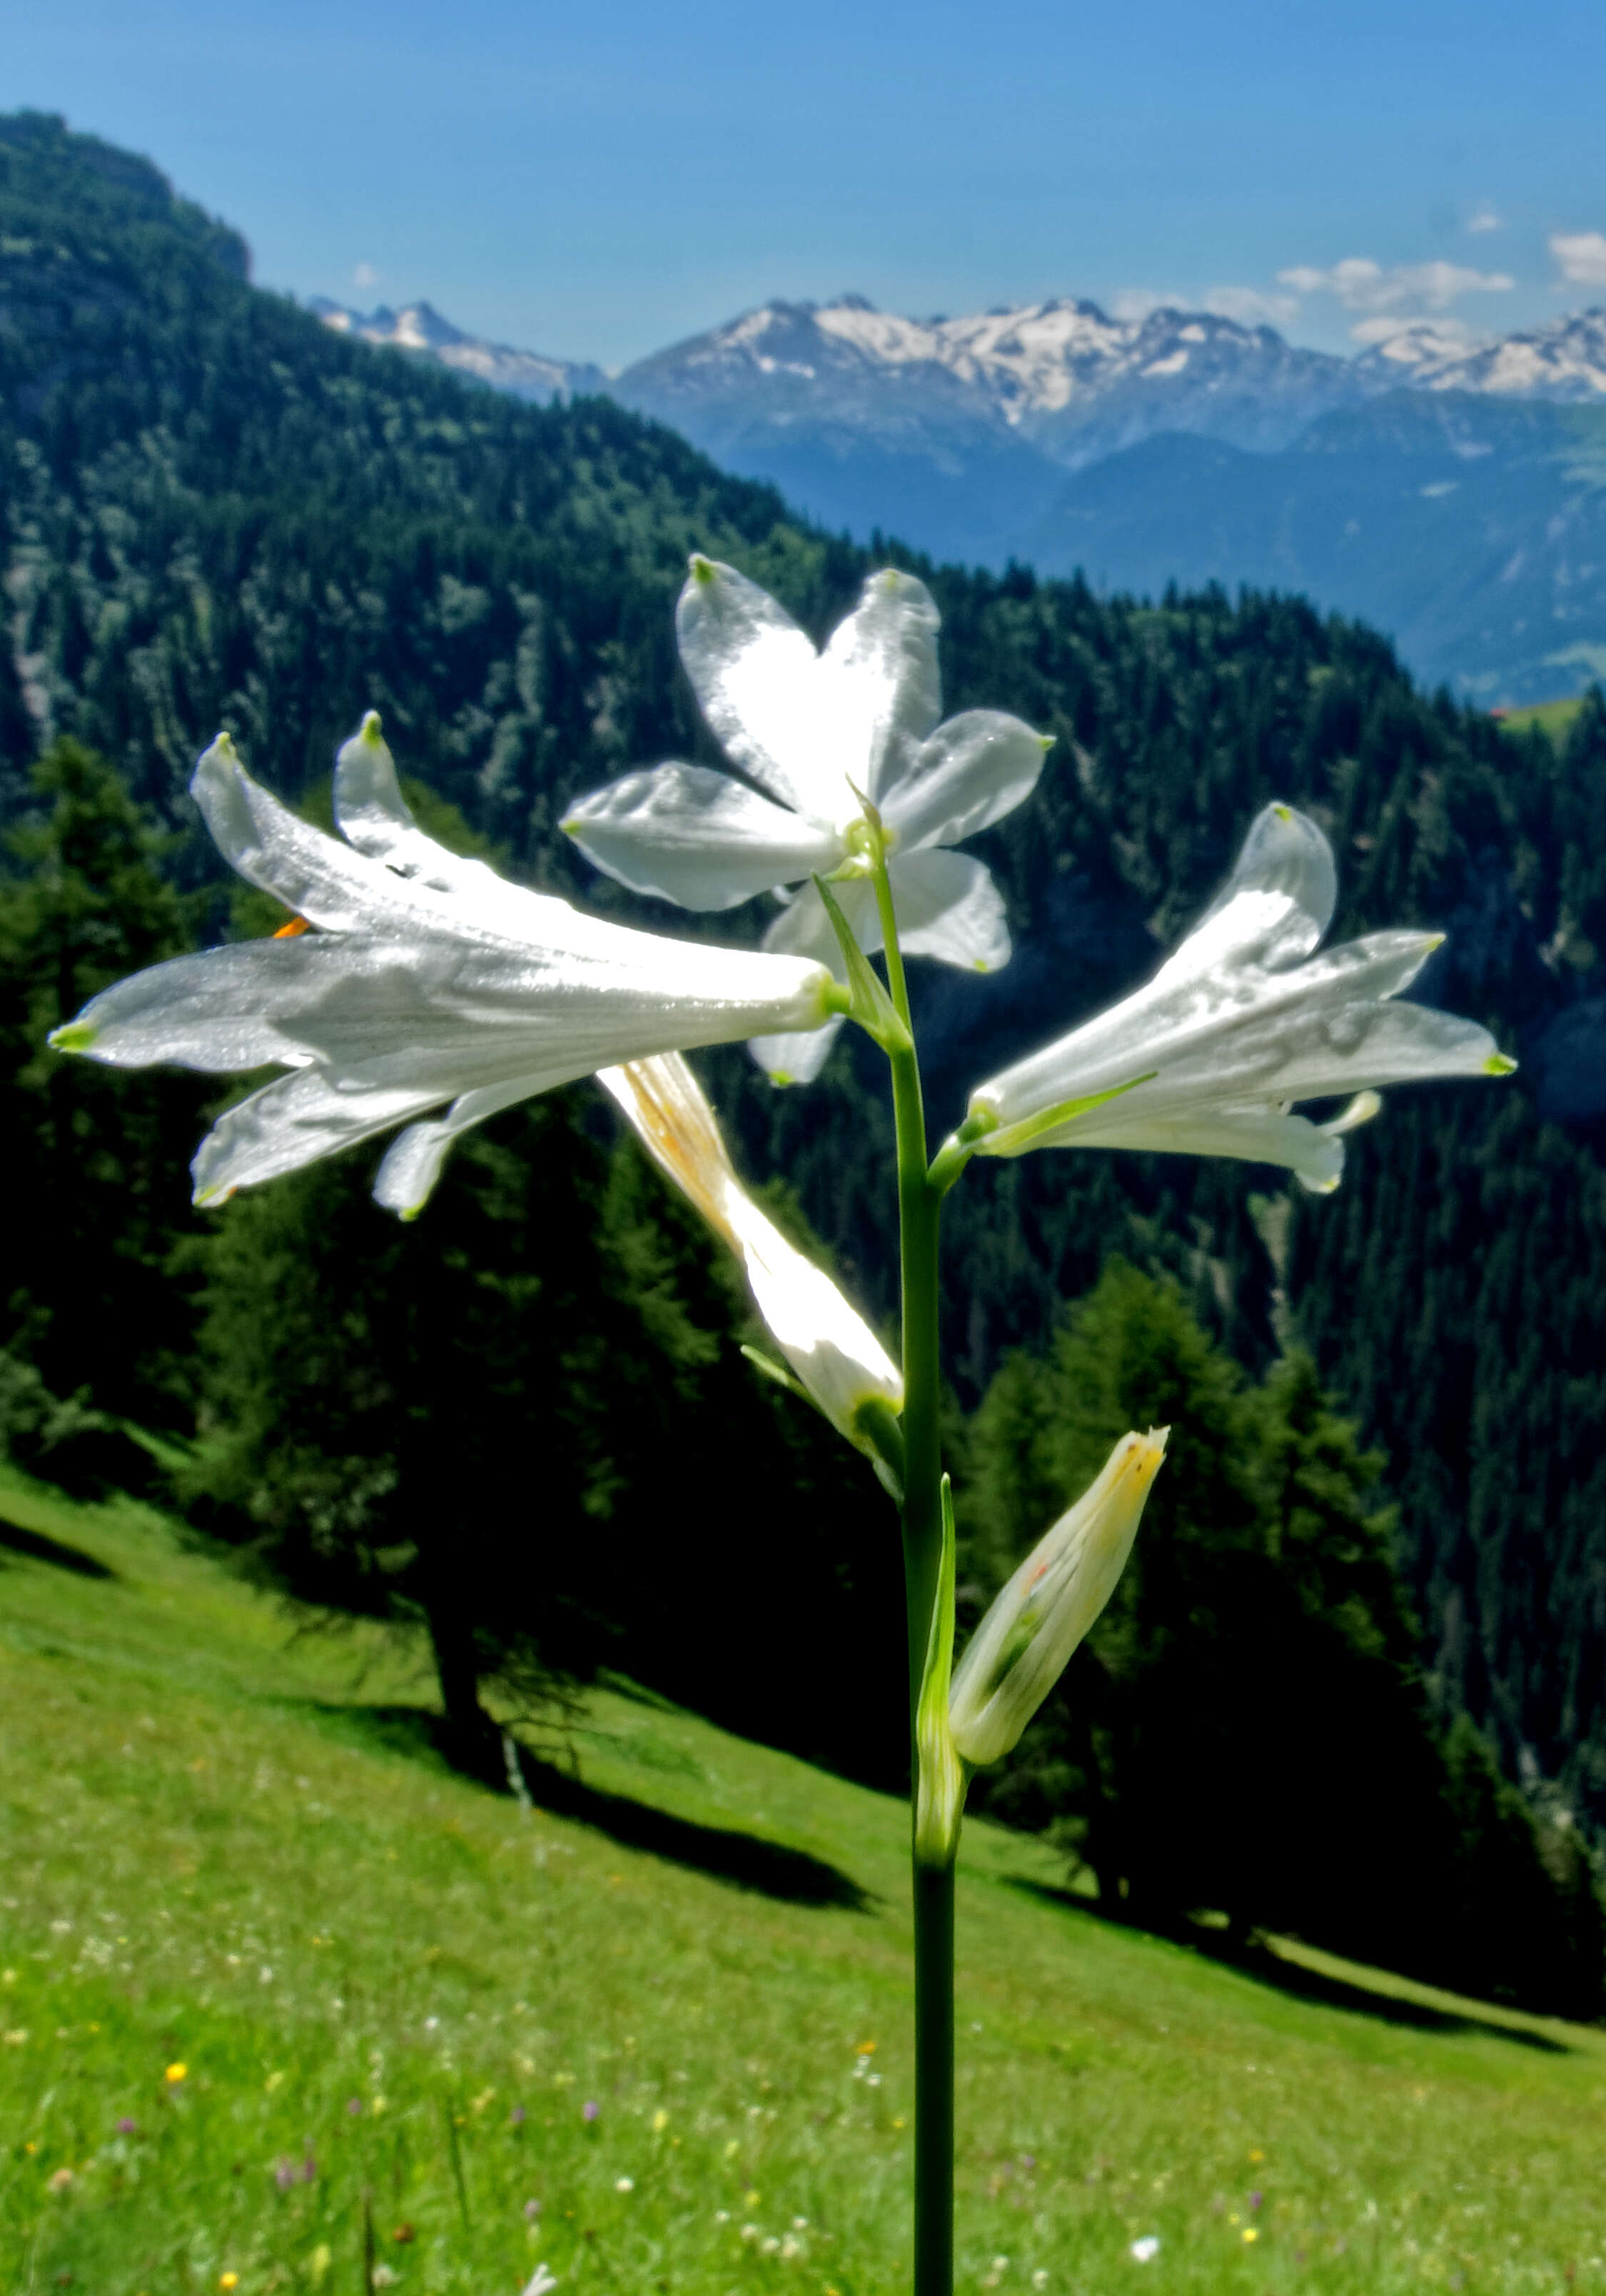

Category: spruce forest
[6, 109, 1606, 2014]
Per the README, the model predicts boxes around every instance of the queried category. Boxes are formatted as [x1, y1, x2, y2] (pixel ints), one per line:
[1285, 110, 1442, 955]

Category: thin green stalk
[871, 859, 954, 2296]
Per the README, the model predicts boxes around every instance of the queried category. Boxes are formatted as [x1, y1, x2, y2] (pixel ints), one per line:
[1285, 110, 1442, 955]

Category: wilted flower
[50, 718, 845, 1215]
[949, 1432, 1167, 1767]
[597, 1054, 902, 1465]
[565, 558, 1047, 1083]
[957, 803, 1511, 1188]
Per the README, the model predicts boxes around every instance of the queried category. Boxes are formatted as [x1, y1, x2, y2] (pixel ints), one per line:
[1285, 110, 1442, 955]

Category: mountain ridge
[313, 289, 1606, 702]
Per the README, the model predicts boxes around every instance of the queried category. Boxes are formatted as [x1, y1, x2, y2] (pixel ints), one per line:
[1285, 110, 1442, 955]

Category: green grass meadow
[2, 1473, 1604, 2296]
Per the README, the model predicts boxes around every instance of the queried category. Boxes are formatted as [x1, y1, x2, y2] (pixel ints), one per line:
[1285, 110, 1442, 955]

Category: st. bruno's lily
[49, 717, 845, 1215]
[562, 557, 1049, 1085]
[597, 1052, 904, 1472]
[951, 801, 1514, 1190]
[949, 1430, 1168, 1769]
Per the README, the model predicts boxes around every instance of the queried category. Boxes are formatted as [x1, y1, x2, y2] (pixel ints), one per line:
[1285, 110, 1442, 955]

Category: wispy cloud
[1467, 208, 1504, 236]
[353, 261, 380, 290]
[1201, 285, 1301, 326]
[1111, 288, 1163, 323]
[1348, 314, 1473, 349]
[1276, 258, 1515, 316]
[1550, 231, 1606, 288]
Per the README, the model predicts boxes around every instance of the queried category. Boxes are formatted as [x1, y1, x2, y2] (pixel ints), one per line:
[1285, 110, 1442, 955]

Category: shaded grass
[3, 1467, 1606, 2296]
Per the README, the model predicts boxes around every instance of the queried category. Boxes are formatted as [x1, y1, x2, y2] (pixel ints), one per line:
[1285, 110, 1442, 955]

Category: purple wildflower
[116, 2118, 138, 2136]
[524, 2198, 542, 2221]
[582, 2100, 599, 2123]
[510, 2105, 527, 2126]
[274, 2159, 297, 2193]
[301, 2151, 318, 2184]
[1248, 2191, 1263, 2210]
[346, 2097, 363, 2117]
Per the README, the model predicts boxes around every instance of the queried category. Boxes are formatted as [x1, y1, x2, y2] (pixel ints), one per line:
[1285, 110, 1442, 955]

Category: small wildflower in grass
[714, 2211, 729, 2225]
[1129, 2236, 1160, 2263]
[273, 2159, 296, 2193]
[1242, 2228, 1258, 2244]
[392, 2225, 415, 2245]
[1249, 2190, 1263, 2209]
[164, 2062, 187, 2083]
[218, 2274, 239, 2289]
[745, 2190, 762, 2207]
[1248, 2148, 1264, 2163]
[47, 2168, 74, 2193]
[370, 2270, 398, 2290]
[116, 2118, 138, 2135]
[345, 2097, 362, 2116]
[1032, 2275, 1049, 2291]
[582, 2100, 598, 2122]
[522, 2200, 541, 2221]
[792, 2217, 809, 2230]
[511, 2105, 527, 2126]
[652, 2108, 669, 2132]
[520, 2270, 557, 2296]
[615, 2178, 634, 2193]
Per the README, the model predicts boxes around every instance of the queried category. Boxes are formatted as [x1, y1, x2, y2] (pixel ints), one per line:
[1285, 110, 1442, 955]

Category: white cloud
[353, 261, 380, 290]
[1348, 314, 1473, 349]
[1111, 288, 1164, 323]
[1468, 208, 1504, 236]
[1550, 231, 1606, 288]
[1200, 285, 1301, 326]
[1277, 257, 1513, 314]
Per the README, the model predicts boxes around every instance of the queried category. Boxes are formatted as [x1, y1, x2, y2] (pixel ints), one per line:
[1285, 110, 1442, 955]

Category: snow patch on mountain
[310, 298, 607, 403]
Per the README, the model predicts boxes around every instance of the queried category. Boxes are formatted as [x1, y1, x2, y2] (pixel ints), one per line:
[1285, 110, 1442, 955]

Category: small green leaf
[812, 876, 911, 1054]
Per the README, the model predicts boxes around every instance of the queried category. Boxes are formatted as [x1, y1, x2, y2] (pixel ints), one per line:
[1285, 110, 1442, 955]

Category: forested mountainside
[6, 111, 1606, 1841]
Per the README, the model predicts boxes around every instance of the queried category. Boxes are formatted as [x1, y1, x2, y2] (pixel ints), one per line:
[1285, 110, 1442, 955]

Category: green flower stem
[871, 856, 954, 2296]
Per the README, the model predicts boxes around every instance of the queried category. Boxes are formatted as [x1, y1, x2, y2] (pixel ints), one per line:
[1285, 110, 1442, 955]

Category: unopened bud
[598, 1054, 902, 1457]
[949, 1430, 1167, 1767]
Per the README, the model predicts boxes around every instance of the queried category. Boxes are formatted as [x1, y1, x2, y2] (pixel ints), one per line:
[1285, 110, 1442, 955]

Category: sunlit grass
[3, 1467, 1605, 2295]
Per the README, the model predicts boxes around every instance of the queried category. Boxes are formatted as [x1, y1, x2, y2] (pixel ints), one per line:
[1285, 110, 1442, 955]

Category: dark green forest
[6, 111, 1606, 2007]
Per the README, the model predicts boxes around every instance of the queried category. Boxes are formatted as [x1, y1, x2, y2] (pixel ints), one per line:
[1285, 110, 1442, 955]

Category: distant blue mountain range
[313, 292, 1606, 704]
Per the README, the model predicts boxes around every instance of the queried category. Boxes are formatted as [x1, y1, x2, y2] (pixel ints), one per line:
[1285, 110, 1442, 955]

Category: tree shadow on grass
[278, 1698, 874, 1913]
[1004, 1877, 1572, 2053]
[0, 1519, 115, 1579]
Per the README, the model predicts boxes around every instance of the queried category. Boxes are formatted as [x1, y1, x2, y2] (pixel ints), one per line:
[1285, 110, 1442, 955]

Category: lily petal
[197, 732, 590, 954]
[373, 1075, 555, 1218]
[889, 849, 1012, 973]
[880, 710, 1048, 851]
[815, 567, 942, 807]
[1161, 801, 1338, 980]
[562, 763, 842, 910]
[192, 1066, 450, 1203]
[675, 560, 831, 817]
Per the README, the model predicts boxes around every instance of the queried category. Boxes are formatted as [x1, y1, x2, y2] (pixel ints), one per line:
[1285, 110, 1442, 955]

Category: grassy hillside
[2, 1477, 1603, 2295]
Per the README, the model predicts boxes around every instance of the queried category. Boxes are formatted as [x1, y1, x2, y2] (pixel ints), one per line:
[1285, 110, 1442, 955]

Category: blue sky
[10, 0, 1606, 368]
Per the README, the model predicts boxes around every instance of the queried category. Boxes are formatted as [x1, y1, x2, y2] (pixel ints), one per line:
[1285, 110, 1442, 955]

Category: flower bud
[597, 1053, 902, 1459]
[949, 1430, 1168, 1767]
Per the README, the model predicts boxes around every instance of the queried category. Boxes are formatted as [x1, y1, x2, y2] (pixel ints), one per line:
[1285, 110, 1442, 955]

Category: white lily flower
[949, 1430, 1168, 1769]
[961, 802, 1515, 1190]
[50, 717, 844, 1215]
[596, 1051, 903, 1460]
[562, 557, 1049, 1084]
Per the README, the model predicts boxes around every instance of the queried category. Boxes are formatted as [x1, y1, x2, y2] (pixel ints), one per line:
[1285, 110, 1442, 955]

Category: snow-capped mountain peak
[310, 298, 606, 403]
